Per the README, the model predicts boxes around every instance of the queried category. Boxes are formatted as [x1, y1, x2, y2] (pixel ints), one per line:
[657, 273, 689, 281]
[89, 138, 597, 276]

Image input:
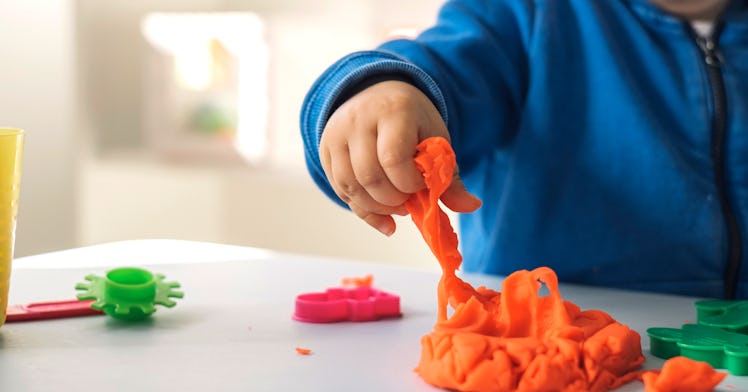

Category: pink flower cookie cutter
[293, 286, 402, 323]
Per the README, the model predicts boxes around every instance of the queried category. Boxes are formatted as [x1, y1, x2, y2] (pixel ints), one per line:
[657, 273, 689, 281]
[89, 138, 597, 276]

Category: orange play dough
[341, 274, 374, 287]
[295, 347, 312, 355]
[641, 356, 726, 392]
[404, 137, 724, 392]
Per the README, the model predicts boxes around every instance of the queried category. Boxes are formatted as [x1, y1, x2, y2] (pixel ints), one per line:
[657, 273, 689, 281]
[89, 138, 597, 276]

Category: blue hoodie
[300, 0, 748, 298]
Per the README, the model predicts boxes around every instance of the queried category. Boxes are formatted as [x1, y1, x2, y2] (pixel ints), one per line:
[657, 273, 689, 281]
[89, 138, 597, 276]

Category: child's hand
[320, 80, 481, 236]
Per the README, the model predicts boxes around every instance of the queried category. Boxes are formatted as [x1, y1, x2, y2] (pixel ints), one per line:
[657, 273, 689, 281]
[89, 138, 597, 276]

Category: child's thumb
[440, 175, 482, 213]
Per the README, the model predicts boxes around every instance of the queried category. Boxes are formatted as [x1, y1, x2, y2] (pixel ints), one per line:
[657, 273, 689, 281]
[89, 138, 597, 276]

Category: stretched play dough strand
[405, 137, 724, 392]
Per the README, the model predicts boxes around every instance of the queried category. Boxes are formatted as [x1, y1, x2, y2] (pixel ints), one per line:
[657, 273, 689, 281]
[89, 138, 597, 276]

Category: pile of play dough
[405, 137, 725, 392]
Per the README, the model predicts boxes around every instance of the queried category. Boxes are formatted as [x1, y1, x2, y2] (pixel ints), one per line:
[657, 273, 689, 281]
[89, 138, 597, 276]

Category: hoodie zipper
[694, 33, 741, 299]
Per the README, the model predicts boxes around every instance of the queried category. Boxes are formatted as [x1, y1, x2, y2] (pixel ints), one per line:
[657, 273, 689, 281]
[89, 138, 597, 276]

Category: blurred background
[0, 0, 446, 270]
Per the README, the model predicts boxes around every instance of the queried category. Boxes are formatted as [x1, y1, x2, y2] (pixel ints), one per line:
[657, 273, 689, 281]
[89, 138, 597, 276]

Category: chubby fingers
[440, 173, 482, 213]
[320, 143, 403, 236]
[320, 132, 408, 227]
[344, 110, 427, 211]
[322, 139, 403, 212]
[347, 133, 413, 209]
[376, 115, 426, 196]
[349, 202, 397, 236]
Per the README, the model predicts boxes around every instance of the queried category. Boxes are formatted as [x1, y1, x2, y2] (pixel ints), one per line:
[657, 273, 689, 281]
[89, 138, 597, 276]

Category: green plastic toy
[75, 267, 184, 321]
[648, 324, 748, 375]
[695, 299, 748, 333]
[647, 300, 748, 375]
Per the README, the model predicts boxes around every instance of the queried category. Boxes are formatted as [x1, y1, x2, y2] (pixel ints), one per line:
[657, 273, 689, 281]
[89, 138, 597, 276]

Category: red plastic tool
[5, 299, 103, 322]
[293, 286, 401, 323]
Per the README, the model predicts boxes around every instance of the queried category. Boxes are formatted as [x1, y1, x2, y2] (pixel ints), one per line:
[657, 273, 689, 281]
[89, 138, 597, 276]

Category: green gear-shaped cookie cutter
[75, 267, 184, 321]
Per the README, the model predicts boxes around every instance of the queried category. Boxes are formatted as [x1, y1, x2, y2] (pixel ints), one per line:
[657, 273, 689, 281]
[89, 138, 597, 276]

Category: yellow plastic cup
[0, 128, 24, 327]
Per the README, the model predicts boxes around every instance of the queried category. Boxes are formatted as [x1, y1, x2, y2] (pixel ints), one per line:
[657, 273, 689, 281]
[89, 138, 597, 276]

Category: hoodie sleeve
[300, 0, 534, 207]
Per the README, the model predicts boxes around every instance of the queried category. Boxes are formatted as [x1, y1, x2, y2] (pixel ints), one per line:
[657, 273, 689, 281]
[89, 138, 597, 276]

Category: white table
[0, 240, 744, 391]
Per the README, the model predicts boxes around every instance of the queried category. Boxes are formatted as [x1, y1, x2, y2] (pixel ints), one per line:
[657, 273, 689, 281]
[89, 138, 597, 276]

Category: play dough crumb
[295, 347, 312, 355]
[341, 274, 373, 287]
[641, 356, 726, 392]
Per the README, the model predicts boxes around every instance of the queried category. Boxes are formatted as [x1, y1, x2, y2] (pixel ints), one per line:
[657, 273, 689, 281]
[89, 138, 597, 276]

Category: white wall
[0, 0, 451, 269]
[0, 0, 78, 256]
[76, 0, 447, 270]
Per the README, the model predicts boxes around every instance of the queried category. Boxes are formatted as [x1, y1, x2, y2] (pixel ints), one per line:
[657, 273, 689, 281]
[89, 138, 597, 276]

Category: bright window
[141, 12, 268, 164]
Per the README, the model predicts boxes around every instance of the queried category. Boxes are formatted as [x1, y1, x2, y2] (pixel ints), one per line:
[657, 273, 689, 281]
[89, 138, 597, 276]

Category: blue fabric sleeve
[380, 0, 534, 168]
[300, 0, 535, 207]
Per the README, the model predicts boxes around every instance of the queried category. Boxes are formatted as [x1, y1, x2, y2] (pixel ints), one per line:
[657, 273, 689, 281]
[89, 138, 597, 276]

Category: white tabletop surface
[1, 239, 745, 391]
